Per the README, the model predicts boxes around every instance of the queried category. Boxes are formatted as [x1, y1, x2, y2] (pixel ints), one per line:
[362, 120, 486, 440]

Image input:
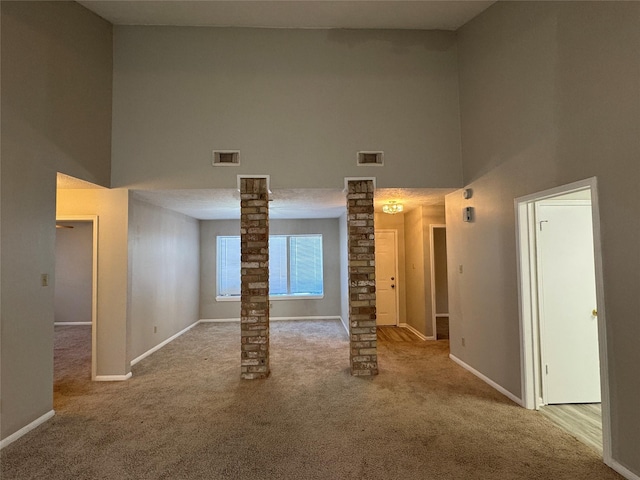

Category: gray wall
[200, 218, 341, 319]
[111, 26, 462, 190]
[1, 1, 112, 440]
[129, 197, 200, 360]
[339, 214, 349, 332]
[55, 222, 93, 323]
[403, 206, 445, 337]
[451, 2, 640, 474]
[404, 208, 427, 334]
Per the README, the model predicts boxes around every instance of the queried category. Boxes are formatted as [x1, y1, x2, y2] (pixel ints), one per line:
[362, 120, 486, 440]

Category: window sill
[216, 295, 324, 302]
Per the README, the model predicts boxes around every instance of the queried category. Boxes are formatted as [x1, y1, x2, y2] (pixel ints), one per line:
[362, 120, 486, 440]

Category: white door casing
[375, 230, 398, 326]
[55, 215, 99, 381]
[535, 201, 600, 404]
[516, 178, 611, 464]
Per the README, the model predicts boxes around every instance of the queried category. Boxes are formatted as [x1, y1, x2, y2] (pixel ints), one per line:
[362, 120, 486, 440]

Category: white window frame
[216, 234, 324, 302]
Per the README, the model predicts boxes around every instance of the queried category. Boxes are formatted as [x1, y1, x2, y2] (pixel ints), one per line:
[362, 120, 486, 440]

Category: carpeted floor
[0, 321, 622, 479]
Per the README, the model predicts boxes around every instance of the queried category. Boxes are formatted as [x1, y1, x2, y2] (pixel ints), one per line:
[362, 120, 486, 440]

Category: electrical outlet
[41, 274, 49, 287]
[153, 326, 157, 334]
[461, 337, 466, 347]
[458, 265, 463, 274]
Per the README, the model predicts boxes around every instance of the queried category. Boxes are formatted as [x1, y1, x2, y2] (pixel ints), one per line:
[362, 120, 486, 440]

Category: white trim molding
[131, 320, 200, 366]
[271, 316, 341, 322]
[449, 354, 524, 407]
[94, 373, 132, 382]
[200, 316, 342, 323]
[54, 322, 92, 326]
[608, 460, 640, 480]
[55, 215, 98, 381]
[399, 323, 428, 341]
[199, 318, 239, 323]
[514, 177, 613, 466]
[339, 316, 349, 335]
[0, 410, 55, 450]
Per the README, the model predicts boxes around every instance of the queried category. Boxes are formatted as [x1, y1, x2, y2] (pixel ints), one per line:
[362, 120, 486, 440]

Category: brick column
[240, 177, 270, 380]
[347, 180, 379, 376]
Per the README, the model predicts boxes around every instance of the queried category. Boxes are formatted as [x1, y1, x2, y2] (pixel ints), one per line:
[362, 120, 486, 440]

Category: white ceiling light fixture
[382, 201, 403, 215]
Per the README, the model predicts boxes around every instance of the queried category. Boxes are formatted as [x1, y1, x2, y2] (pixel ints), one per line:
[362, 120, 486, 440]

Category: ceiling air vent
[212, 150, 240, 166]
[357, 151, 384, 167]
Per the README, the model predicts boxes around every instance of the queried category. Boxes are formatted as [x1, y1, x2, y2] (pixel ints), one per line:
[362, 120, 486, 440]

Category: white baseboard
[199, 318, 239, 323]
[131, 320, 200, 366]
[94, 372, 132, 382]
[271, 316, 342, 322]
[54, 322, 91, 326]
[608, 459, 640, 480]
[339, 316, 349, 334]
[399, 323, 428, 341]
[199, 316, 342, 323]
[449, 354, 524, 407]
[0, 410, 55, 450]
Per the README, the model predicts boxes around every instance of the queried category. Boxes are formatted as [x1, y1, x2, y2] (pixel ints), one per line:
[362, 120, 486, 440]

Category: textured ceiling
[56, 172, 456, 219]
[78, 1, 495, 31]
[132, 187, 456, 220]
[56, 173, 105, 190]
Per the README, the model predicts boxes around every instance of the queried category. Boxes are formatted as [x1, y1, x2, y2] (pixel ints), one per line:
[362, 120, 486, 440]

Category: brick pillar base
[347, 180, 378, 376]
[240, 177, 270, 380]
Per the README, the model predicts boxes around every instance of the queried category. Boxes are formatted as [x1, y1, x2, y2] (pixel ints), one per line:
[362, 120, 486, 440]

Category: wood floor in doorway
[377, 326, 423, 343]
[539, 403, 602, 454]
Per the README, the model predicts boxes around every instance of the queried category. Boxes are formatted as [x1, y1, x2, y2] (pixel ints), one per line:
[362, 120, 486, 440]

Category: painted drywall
[374, 212, 407, 325]
[453, 2, 640, 474]
[56, 189, 130, 377]
[0, 1, 112, 441]
[402, 206, 445, 337]
[339, 213, 349, 332]
[55, 222, 93, 323]
[128, 196, 200, 360]
[200, 218, 341, 319]
[421, 206, 446, 337]
[111, 26, 462, 190]
[404, 208, 427, 334]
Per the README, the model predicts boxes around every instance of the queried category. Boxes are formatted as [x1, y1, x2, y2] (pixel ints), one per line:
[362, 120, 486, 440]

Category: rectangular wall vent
[213, 150, 240, 166]
[357, 151, 384, 166]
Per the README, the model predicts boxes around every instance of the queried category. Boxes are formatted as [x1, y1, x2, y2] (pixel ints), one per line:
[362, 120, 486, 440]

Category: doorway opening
[515, 177, 611, 461]
[430, 225, 449, 340]
[55, 216, 98, 381]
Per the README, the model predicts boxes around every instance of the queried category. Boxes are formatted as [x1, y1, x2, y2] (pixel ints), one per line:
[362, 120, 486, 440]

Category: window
[216, 234, 323, 299]
[217, 236, 241, 296]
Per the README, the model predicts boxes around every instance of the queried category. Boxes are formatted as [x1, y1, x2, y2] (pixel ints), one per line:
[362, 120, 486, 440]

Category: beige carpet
[0, 321, 622, 479]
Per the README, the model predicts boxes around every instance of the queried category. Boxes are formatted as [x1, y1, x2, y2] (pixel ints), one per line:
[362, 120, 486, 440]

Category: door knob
[592, 309, 598, 317]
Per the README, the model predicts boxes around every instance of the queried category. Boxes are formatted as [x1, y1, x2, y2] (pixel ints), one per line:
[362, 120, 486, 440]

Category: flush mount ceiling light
[382, 201, 404, 214]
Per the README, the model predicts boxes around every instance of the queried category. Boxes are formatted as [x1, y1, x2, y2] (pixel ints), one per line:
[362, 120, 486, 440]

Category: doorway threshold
[539, 403, 602, 454]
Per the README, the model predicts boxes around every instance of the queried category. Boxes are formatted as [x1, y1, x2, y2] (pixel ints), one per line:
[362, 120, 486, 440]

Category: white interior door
[536, 201, 600, 404]
[375, 230, 398, 326]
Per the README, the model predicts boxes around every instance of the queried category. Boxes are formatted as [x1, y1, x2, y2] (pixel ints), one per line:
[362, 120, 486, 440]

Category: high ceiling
[78, 1, 495, 31]
[65, 1, 482, 219]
